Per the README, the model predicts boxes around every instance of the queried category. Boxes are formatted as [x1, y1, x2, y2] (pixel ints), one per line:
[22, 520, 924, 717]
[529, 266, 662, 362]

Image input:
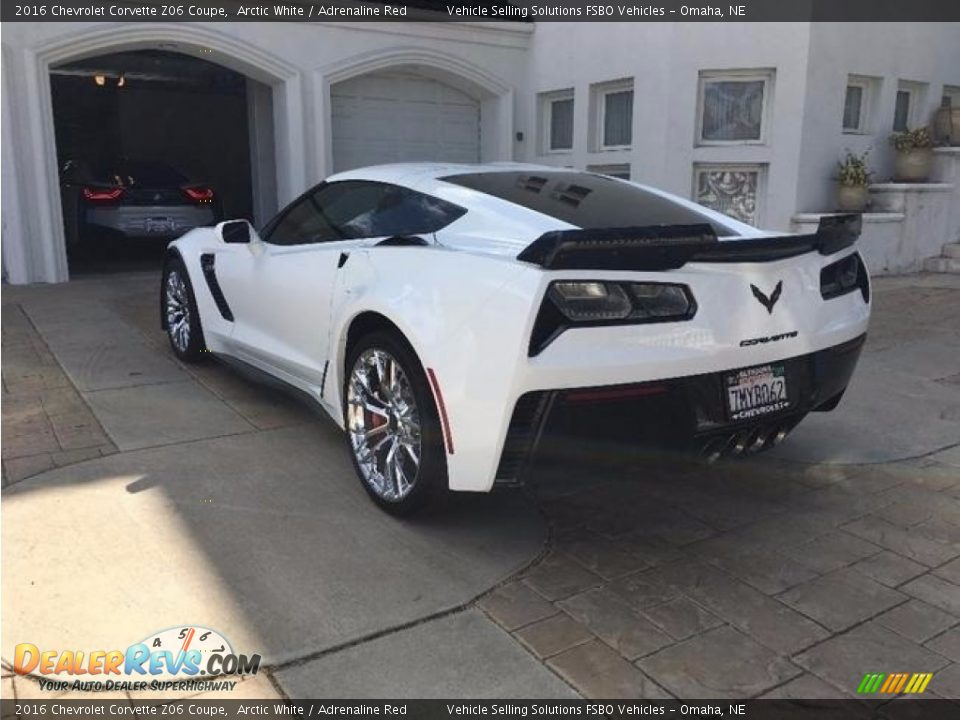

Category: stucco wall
[794, 23, 960, 215]
[518, 22, 814, 231]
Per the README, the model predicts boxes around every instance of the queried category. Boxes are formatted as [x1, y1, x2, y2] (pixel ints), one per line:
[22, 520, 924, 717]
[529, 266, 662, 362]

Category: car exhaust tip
[700, 438, 724, 463]
[770, 425, 790, 446]
[748, 429, 768, 453]
[727, 431, 748, 456]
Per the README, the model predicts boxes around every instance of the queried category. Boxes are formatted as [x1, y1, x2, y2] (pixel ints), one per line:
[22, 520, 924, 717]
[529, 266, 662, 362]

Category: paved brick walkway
[2, 305, 117, 486]
[480, 450, 960, 698]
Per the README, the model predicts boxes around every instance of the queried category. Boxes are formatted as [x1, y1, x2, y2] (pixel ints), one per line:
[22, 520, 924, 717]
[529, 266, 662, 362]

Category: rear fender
[327, 247, 540, 492]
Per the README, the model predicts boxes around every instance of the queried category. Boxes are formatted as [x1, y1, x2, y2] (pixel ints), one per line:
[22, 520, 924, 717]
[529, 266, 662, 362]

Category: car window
[263, 195, 337, 246]
[263, 181, 466, 246]
[95, 161, 187, 187]
[440, 171, 740, 237]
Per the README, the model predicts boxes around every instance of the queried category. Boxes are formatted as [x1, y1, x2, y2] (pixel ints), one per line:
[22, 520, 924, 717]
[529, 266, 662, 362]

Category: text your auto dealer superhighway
[45, 5, 228, 17]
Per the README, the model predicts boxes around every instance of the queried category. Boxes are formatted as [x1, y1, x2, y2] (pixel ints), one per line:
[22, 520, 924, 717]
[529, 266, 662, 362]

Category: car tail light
[820, 253, 869, 302]
[183, 187, 215, 203]
[530, 280, 697, 356]
[82, 186, 124, 202]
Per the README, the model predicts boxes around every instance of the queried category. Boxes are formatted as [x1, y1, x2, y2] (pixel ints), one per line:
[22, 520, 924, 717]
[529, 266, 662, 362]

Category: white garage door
[331, 71, 480, 172]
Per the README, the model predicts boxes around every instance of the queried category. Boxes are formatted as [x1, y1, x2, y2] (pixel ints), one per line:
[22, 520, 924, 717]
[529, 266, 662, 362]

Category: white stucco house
[2, 20, 959, 284]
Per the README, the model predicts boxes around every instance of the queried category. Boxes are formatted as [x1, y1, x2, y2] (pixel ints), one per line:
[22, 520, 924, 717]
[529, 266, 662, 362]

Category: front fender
[165, 228, 234, 352]
[327, 247, 542, 492]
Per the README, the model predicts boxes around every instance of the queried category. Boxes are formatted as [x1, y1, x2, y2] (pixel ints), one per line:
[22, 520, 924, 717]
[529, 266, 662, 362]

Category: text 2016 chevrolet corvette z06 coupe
[161, 163, 870, 514]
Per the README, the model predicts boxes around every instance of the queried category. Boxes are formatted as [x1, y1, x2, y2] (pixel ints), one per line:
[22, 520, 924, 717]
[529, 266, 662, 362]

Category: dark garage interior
[50, 50, 259, 275]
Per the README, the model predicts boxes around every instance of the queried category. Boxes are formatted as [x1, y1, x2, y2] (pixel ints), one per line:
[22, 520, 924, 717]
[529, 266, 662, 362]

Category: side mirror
[218, 219, 254, 244]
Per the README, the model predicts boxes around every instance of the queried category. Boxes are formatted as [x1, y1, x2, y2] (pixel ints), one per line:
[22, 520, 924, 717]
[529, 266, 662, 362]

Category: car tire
[344, 331, 449, 516]
[161, 255, 207, 363]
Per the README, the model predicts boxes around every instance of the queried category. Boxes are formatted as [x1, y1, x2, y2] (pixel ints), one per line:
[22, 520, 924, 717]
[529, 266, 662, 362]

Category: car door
[214, 181, 392, 389]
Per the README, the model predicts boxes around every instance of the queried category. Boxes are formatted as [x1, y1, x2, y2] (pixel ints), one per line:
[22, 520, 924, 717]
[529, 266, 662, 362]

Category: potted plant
[836, 150, 872, 212]
[890, 126, 935, 182]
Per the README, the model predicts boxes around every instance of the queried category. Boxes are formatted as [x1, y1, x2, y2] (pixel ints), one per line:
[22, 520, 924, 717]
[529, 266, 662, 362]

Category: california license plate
[145, 217, 177, 233]
[725, 364, 789, 420]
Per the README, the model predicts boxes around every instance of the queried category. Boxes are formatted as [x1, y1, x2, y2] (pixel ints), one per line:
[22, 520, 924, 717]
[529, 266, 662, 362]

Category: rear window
[441, 171, 740, 236]
[95, 161, 187, 187]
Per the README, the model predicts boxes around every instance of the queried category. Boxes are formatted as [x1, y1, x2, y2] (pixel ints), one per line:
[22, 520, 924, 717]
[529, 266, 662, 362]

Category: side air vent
[200, 253, 234, 322]
[494, 391, 555, 485]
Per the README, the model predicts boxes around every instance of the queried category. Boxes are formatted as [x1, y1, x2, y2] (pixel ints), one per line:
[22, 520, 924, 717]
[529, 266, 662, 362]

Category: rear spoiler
[516, 214, 862, 271]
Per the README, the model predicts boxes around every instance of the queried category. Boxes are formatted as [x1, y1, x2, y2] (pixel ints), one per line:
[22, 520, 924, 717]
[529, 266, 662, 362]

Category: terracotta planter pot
[894, 148, 934, 182]
[837, 184, 869, 212]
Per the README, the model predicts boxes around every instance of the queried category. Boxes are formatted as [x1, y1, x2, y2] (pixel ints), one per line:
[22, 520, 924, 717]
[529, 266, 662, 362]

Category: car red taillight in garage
[182, 187, 215, 204]
[82, 186, 124, 202]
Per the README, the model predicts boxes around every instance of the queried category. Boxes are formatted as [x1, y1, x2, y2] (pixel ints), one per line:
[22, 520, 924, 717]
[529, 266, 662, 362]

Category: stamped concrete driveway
[1, 272, 567, 700]
[3, 270, 960, 703]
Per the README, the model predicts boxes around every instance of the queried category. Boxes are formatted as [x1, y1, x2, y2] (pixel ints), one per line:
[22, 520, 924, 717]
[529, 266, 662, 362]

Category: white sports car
[161, 163, 870, 514]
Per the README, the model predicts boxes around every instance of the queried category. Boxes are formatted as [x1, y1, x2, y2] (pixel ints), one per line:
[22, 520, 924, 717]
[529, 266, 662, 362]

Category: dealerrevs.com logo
[14, 626, 261, 693]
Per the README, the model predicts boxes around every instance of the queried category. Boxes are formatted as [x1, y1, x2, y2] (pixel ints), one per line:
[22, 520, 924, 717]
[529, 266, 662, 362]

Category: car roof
[323, 162, 762, 238]
[324, 162, 564, 185]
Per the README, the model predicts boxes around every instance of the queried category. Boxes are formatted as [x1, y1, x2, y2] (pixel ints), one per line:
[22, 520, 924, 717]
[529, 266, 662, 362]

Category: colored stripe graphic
[858, 672, 933, 694]
[857, 673, 884, 693]
[880, 674, 897, 693]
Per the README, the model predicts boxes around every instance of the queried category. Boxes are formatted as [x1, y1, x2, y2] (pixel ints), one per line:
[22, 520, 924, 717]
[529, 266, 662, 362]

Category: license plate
[145, 217, 177, 233]
[725, 364, 790, 420]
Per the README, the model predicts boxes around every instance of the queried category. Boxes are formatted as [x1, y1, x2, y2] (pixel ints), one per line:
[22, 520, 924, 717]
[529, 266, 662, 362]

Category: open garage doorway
[50, 50, 276, 275]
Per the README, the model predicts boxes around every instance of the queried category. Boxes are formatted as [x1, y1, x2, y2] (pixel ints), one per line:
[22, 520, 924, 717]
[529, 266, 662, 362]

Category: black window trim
[259, 179, 467, 247]
[439, 170, 741, 237]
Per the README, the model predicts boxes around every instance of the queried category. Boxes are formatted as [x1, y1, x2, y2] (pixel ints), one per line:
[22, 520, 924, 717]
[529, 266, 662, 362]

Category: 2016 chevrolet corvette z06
[161, 163, 870, 514]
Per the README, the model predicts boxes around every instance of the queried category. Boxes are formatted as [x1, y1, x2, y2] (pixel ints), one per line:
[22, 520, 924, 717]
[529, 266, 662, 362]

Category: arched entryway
[9, 24, 305, 283]
[50, 49, 270, 274]
[320, 48, 515, 175]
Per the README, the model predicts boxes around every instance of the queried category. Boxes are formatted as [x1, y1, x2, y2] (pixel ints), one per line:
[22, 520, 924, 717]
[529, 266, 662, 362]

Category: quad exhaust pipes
[700, 421, 794, 463]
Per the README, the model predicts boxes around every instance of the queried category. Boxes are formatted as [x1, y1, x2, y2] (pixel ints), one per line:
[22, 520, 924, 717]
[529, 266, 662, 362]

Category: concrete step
[943, 242, 960, 259]
[923, 256, 960, 273]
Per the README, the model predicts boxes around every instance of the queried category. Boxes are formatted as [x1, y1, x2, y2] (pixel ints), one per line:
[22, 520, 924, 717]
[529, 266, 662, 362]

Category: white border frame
[695, 69, 774, 147]
[538, 88, 574, 155]
[842, 75, 878, 134]
[591, 78, 634, 152]
[894, 79, 929, 131]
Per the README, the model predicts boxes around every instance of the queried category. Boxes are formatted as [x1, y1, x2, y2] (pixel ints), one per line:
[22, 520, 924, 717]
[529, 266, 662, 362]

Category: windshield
[94, 160, 188, 187]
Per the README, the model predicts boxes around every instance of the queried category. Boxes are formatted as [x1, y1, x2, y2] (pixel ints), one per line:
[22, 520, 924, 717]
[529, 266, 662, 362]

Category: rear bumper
[495, 333, 866, 481]
[85, 205, 217, 238]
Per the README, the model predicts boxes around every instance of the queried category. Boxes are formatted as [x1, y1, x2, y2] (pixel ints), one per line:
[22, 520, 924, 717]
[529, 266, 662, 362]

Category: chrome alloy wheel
[347, 348, 422, 502]
[165, 270, 191, 353]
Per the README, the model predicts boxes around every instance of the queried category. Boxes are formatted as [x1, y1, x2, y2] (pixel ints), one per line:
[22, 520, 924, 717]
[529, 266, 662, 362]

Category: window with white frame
[587, 163, 631, 180]
[693, 164, 766, 226]
[842, 75, 879, 133]
[893, 80, 928, 131]
[539, 90, 574, 153]
[590, 79, 634, 149]
[697, 70, 773, 144]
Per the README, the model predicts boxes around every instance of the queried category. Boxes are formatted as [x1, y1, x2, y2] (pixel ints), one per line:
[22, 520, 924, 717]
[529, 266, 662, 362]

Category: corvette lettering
[740, 331, 799, 347]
